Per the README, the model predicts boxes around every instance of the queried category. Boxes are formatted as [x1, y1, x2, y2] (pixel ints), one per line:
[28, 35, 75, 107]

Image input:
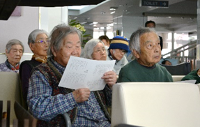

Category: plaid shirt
[0, 60, 19, 73]
[27, 58, 111, 127]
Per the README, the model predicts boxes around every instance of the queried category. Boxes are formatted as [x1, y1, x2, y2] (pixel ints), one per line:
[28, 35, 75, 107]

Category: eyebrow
[65, 41, 81, 45]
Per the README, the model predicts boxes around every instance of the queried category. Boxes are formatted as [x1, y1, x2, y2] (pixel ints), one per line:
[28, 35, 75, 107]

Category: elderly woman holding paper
[27, 24, 117, 127]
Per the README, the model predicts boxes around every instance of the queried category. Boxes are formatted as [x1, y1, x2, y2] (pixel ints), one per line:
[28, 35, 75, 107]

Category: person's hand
[102, 71, 117, 88]
[72, 88, 90, 103]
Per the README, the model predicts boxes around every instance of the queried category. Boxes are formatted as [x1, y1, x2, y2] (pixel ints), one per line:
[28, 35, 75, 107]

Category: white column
[61, 7, 68, 25]
[39, 7, 68, 33]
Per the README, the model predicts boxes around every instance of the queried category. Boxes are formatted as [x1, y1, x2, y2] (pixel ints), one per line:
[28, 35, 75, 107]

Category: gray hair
[129, 27, 158, 53]
[48, 24, 82, 56]
[28, 29, 48, 45]
[6, 39, 24, 53]
[83, 39, 104, 59]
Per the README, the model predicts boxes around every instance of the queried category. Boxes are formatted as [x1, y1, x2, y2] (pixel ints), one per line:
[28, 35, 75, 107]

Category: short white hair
[83, 39, 104, 59]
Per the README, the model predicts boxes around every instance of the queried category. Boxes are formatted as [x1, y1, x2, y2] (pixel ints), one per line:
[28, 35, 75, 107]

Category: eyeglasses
[93, 48, 106, 54]
[36, 39, 50, 44]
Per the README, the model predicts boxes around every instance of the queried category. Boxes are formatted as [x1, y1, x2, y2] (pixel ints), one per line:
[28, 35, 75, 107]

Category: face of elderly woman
[53, 33, 81, 66]
[6, 44, 23, 66]
[30, 33, 49, 58]
[134, 32, 161, 67]
[92, 42, 107, 60]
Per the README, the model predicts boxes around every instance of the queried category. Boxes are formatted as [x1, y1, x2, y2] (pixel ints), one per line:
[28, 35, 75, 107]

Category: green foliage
[69, 19, 92, 47]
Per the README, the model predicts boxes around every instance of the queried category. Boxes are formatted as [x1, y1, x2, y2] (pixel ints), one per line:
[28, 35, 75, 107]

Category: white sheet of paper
[58, 56, 115, 91]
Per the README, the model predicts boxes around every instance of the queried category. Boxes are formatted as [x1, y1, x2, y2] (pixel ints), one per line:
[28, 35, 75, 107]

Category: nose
[16, 50, 20, 55]
[71, 47, 79, 55]
[154, 44, 160, 53]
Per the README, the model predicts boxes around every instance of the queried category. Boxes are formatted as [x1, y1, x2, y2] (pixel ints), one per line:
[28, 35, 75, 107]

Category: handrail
[162, 40, 197, 57]
[164, 43, 197, 58]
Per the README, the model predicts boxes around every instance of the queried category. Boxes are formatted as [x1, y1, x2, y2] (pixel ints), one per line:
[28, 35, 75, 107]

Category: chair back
[163, 62, 191, 75]
[172, 75, 185, 82]
[0, 72, 20, 126]
[111, 82, 200, 127]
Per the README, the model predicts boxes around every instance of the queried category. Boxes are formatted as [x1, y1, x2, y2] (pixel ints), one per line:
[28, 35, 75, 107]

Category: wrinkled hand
[72, 88, 90, 103]
[101, 71, 117, 88]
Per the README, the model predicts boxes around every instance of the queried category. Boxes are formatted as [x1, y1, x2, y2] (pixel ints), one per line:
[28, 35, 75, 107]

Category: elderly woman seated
[0, 39, 24, 73]
[83, 38, 117, 82]
[27, 25, 117, 126]
[118, 27, 173, 82]
[19, 29, 49, 109]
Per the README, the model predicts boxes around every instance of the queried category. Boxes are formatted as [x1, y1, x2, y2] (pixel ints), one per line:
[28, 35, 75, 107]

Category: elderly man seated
[27, 24, 117, 126]
[107, 35, 129, 75]
[118, 27, 172, 82]
[0, 39, 24, 73]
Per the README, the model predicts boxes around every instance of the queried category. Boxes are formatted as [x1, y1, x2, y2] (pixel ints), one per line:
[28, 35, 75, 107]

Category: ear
[51, 46, 57, 57]
[29, 43, 34, 51]
[110, 49, 113, 55]
[132, 49, 140, 59]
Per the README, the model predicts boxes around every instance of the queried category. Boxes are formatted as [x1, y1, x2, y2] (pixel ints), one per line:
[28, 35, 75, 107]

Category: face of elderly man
[134, 32, 161, 67]
[53, 33, 81, 66]
[92, 42, 107, 60]
[30, 33, 49, 58]
[6, 44, 23, 66]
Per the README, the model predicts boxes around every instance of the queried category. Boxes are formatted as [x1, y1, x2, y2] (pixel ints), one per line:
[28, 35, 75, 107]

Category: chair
[172, 75, 185, 82]
[0, 72, 71, 126]
[111, 82, 200, 127]
[14, 101, 72, 127]
[14, 101, 37, 127]
[162, 62, 191, 75]
[0, 72, 20, 126]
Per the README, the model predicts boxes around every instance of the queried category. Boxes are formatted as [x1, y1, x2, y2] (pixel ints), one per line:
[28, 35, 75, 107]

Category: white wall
[40, 7, 68, 33]
[0, 7, 39, 53]
[123, 16, 146, 39]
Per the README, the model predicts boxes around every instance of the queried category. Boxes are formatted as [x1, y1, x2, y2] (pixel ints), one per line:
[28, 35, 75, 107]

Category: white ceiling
[68, 0, 197, 33]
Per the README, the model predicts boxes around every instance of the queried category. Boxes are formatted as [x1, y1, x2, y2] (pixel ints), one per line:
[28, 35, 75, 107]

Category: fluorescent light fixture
[110, 11, 115, 14]
[93, 22, 98, 24]
[107, 26, 111, 29]
[110, 7, 118, 11]
[107, 23, 114, 26]
[100, 27, 104, 29]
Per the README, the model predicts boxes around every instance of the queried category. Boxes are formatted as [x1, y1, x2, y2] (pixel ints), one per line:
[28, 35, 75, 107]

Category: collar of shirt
[49, 57, 65, 74]
[5, 59, 19, 70]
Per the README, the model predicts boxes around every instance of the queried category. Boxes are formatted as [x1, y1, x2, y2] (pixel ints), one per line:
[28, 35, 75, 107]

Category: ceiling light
[107, 26, 111, 30]
[107, 23, 114, 26]
[110, 7, 118, 11]
[100, 27, 104, 29]
[110, 11, 115, 14]
[93, 22, 98, 24]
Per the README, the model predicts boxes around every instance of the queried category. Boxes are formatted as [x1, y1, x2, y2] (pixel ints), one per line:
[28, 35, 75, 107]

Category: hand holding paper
[58, 56, 115, 91]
